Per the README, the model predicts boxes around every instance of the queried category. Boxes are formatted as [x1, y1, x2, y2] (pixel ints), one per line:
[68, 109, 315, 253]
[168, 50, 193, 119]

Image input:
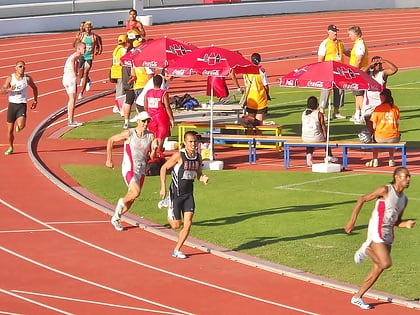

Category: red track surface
[1, 9, 420, 314]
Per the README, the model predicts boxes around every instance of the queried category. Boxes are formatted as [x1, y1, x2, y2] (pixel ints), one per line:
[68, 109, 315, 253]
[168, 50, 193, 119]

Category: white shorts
[62, 75, 77, 94]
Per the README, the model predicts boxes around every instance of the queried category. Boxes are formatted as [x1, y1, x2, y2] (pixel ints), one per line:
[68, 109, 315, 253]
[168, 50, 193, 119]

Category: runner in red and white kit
[344, 167, 415, 310]
[106, 111, 158, 231]
[144, 75, 174, 153]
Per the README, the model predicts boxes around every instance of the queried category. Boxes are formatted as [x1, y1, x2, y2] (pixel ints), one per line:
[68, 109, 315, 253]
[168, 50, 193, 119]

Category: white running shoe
[172, 250, 187, 259]
[112, 105, 120, 114]
[354, 247, 367, 264]
[68, 121, 83, 127]
[158, 196, 170, 209]
[351, 297, 372, 310]
[77, 93, 83, 100]
[115, 198, 125, 218]
[86, 78, 91, 91]
[333, 113, 346, 119]
[111, 217, 124, 231]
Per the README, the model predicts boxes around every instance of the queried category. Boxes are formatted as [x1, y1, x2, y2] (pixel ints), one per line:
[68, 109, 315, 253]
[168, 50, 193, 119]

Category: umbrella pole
[325, 91, 332, 163]
[210, 79, 214, 161]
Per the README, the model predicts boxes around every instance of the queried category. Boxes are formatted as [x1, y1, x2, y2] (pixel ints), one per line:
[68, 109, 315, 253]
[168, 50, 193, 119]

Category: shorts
[148, 117, 171, 139]
[168, 191, 195, 221]
[7, 102, 27, 123]
[352, 90, 364, 96]
[125, 90, 136, 106]
[375, 137, 400, 143]
[79, 57, 92, 70]
[62, 75, 77, 94]
[246, 107, 268, 115]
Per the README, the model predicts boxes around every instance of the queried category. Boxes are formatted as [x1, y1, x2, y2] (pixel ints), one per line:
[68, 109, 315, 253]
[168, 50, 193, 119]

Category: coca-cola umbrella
[166, 46, 260, 161]
[120, 36, 197, 68]
[279, 60, 382, 168]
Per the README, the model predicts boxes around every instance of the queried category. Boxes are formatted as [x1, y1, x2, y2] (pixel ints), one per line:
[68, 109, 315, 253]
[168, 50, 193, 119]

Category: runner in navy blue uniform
[159, 131, 209, 258]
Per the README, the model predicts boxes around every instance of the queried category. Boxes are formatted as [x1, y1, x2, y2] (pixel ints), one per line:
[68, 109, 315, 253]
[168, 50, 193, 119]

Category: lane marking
[12, 290, 182, 314]
[0, 247, 193, 315]
[0, 288, 72, 315]
[0, 198, 319, 314]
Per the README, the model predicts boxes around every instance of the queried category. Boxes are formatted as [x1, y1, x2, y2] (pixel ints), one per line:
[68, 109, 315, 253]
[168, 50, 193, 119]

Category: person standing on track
[344, 167, 415, 310]
[63, 42, 86, 127]
[317, 24, 346, 119]
[2, 60, 38, 155]
[106, 111, 158, 231]
[159, 131, 209, 259]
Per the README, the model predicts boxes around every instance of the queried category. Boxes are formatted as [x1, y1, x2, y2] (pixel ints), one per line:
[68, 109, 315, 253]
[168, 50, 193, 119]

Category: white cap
[131, 111, 152, 122]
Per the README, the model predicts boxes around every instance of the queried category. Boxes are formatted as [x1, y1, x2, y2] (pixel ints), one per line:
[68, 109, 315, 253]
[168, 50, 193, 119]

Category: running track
[1, 9, 420, 314]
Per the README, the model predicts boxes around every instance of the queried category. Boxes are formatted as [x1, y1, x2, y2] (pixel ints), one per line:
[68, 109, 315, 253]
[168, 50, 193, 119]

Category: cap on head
[251, 53, 261, 65]
[132, 111, 152, 122]
[327, 24, 339, 32]
[118, 34, 127, 43]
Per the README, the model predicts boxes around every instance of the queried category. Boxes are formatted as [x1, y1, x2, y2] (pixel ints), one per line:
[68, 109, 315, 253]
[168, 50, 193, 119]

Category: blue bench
[336, 141, 407, 169]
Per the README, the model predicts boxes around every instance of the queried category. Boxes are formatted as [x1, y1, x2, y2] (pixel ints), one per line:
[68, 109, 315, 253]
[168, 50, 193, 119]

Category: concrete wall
[0, 0, 419, 36]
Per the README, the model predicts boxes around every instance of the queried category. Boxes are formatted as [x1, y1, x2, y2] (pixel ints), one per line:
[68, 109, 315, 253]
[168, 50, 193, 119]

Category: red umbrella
[120, 37, 197, 68]
[279, 61, 383, 170]
[166, 46, 260, 162]
[279, 60, 382, 91]
[166, 46, 260, 77]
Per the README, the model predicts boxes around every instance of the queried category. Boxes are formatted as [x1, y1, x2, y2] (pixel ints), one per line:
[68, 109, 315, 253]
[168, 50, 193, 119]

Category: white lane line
[0, 198, 319, 314]
[0, 288, 72, 315]
[12, 290, 182, 315]
[0, 247, 192, 315]
[275, 173, 363, 189]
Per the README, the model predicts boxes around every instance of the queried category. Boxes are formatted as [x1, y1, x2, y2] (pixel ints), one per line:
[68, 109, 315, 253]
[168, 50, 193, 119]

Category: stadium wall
[0, 0, 419, 36]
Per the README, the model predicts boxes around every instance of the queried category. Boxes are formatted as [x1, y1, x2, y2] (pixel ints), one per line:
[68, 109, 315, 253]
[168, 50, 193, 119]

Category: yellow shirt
[323, 38, 345, 62]
[244, 71, 268, 110]
[349, 38, 369, 69]
[110, 45, 125, 79]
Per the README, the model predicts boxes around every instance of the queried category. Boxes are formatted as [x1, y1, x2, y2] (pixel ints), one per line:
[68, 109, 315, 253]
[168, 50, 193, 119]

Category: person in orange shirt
[366, 88, 400, 167]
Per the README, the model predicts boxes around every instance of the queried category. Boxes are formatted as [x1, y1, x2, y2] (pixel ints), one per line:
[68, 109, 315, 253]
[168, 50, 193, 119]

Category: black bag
[239, 115, 261, 128]
[145, 156, 166, 176]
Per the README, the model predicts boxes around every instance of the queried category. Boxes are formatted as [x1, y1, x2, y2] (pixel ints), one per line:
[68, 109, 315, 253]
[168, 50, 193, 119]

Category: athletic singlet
[63, 52, 78, 79]
[363, 71, 385, 108]
[81, 34, 94, 60]
[170, 149, 201, 196]
[301, 109, 324, 142]
[368, 184, 407, 244]
[121, 129, 153, 184]
[9, 73, 28, 103]
[145, 88, 166, 116]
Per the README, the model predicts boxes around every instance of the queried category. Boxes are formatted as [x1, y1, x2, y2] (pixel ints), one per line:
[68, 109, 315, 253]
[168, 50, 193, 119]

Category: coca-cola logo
[142, 61, 158, 68]
[170, 69, 186, 76]
[202, 70, 220, 76]
[307, 81, 324, 88]
[342, 83, 359, 90]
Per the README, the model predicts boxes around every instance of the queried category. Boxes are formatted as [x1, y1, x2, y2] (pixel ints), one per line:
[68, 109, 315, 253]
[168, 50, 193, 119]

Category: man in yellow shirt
[317, 24, 346, 119]
[110, 34, 127, 115]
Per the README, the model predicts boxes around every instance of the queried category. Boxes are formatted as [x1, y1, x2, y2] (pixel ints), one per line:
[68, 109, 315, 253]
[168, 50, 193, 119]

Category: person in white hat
[106, 111, 158, 231]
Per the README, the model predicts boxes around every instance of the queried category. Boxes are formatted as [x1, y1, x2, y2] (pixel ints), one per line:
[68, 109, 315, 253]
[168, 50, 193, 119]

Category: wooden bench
[178, 121, 282, 150]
